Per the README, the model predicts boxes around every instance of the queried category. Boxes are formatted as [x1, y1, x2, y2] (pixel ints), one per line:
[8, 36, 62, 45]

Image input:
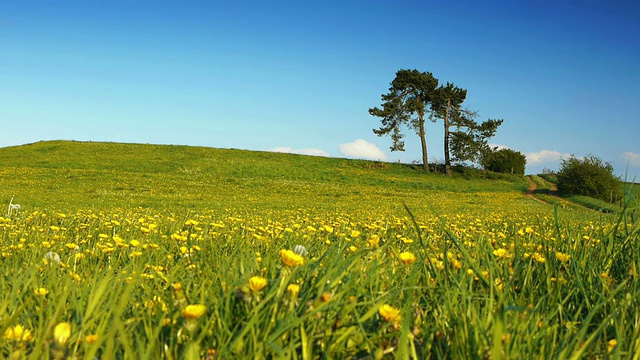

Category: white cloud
[271, 146, 331, 157]
[488, 143, 511, 150]
[623, 152, 640, 166]
[338, 139, 388, 161]
[525, 150, 571, 165]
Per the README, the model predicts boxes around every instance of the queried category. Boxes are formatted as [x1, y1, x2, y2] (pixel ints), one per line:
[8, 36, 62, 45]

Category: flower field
[1, 141, 638, 359]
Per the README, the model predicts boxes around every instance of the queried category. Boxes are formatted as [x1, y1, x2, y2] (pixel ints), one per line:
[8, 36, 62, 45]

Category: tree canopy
[369, 69, 438, 172]
[481, 147, 527, 175]
[370, 69, 504, 174]
[556, 154, 621, 201]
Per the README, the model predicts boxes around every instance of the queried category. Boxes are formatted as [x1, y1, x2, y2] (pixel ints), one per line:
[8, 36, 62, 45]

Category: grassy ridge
[1, 140, 529, 213]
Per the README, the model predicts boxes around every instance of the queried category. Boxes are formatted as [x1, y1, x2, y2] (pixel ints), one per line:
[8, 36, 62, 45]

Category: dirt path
[524, 177, 551, 205]
[524, 176, 592, 211]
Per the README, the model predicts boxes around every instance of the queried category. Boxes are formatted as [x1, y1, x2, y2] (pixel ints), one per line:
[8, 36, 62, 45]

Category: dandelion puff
[293, 245, 307, 257]
[45, 251, 61, 265]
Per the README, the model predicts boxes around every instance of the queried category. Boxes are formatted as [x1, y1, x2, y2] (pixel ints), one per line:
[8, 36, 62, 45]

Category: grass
[0, 140, 528, 212]
[565, 195, 624, 214]
[1, 140, 638, 359]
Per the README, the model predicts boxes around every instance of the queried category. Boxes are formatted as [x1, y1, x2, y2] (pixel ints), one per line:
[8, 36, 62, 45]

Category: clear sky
[1, 0, 639, 179]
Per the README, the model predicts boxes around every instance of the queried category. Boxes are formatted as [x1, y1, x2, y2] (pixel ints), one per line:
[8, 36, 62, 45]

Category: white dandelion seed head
[293, 245, 307, 257]
[45, 251, 61, 264]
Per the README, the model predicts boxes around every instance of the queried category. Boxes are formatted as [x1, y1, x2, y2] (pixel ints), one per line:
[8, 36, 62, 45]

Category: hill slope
[1, 140, 531, 213]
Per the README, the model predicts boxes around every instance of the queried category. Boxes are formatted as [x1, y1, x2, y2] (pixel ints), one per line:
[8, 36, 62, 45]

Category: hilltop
[1, 140, 531, 213]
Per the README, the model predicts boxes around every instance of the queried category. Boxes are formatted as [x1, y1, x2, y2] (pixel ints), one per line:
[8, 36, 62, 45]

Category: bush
[538, 172, 558, 184]
[556, 154, 622, 202]
[481, 148, 526, 175]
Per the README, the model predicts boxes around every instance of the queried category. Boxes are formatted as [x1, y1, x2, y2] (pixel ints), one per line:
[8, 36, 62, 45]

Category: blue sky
[1, 1, 639, 179]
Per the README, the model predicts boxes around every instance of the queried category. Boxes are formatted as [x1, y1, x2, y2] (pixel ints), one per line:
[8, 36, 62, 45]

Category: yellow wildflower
[379, 304, 401, 322]
[185, 219, 199, 226]
[54, 322, 72, 346]
[287, 284, 301, 297]
[182, 304, 207, 319]
[555, 252, 571, 262]
[4, 325, 32, 342]
[85, 334, 98, 345]
[280, 249, 304, 266]
[399, 251, 416, 265]
[532, 252, 545, 264]
[367, 235, 380, 248]
[35, 287, 49, 296]
[248, 276, 268, 292]
[493, 248, 509, 259]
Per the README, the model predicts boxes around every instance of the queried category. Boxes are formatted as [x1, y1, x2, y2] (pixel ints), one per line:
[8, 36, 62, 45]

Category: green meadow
[0, 140, 638, 359]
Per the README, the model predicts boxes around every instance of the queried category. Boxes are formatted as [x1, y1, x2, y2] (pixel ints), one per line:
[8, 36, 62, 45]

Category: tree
[481, 147, 526, 175]
[556, 154, 621, 201]
[431, 83, 503, 174]
[449, 118, 503, 164]
[431, 82, 467, 175]
[369, 69, 438, 172]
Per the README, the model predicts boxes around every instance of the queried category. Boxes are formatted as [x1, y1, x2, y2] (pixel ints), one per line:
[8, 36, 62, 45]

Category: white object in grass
[7, 196, 20, 216]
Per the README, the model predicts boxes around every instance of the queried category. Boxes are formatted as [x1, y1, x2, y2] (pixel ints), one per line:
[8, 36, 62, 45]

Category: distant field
[0, 140, 532, 214]
[0, 141, 637, 359]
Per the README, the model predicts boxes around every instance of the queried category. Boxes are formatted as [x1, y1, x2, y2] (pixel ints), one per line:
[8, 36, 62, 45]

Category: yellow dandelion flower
[379, 304, 401, 322]
[85, 334, 98, 345]
[248, 276, 268, 292]
[367, 235, 380, 248]
[287, 284, 300, 297]
[400, 237, 413, 244]
[399, 251, 416, 265]
[492, 248, 509, 259]
[185, 219, 199, 226]
[4, 325, 32, 342]
[182, 304, 207, 319]
[54, 322, 72, 346]
[607, 339, 617, 352]
[280, 249, 304, 266]
[35, 287, 49, 296]
[555, 252, 571, 262]
[532, 252, 545, 264]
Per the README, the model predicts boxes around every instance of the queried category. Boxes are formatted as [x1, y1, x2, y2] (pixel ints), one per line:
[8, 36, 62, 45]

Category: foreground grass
[0, 141, 638, 358]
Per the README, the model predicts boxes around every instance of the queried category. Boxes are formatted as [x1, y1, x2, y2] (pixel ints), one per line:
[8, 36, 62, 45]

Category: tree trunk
[444, 98, 452, 176]
[418, 112, 430, 172]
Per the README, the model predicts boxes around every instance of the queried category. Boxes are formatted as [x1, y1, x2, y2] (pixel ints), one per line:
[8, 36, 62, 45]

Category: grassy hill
[1, 140, 637, 359]
[0, 140, 531, 213]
